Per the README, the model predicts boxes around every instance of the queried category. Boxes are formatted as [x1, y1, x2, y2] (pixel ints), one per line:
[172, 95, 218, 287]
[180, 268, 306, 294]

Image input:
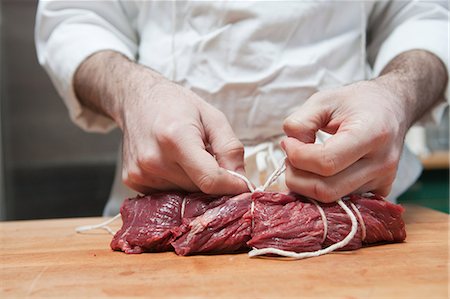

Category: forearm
[74, 51, 246, 195]
[73, 50, 164, 128]
[375, 50, 448, 130]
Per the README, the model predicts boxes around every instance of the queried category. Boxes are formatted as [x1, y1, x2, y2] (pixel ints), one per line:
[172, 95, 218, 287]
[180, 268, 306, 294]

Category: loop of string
[350, 202, 366, 241]
[76, 141, 362, 260]
[247, 199, 358, 259]
[181, 196, 187, 219]
[76, 141, 283, 235]
[227, 149, 361, 260]
[227, 161, 359, 259]
[305, 198, 328, 244]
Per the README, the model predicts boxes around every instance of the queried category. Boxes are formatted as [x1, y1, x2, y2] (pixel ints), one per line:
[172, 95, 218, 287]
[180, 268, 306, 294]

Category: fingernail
[280, 139, 286, 151]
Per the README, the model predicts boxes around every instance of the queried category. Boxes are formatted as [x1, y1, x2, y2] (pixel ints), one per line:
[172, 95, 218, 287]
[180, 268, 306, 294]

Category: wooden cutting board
[0, 205, 448, 298]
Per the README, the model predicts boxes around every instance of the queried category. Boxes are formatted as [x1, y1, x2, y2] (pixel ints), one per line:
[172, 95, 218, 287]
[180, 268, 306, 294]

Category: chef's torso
[103, 1, 422, 216]
[124, 1, 369, 143]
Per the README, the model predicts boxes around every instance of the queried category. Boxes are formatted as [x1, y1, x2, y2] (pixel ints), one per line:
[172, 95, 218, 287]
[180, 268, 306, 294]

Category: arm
[282, 50, 447, 202]
[35, 1, 138, 132]
[377, 50, 447, 128]
[36, 2, 247, 195]
[74, 51, 248, 194]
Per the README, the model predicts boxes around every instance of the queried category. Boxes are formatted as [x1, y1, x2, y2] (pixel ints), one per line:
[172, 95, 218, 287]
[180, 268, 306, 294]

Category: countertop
[1, 205, 448, 298]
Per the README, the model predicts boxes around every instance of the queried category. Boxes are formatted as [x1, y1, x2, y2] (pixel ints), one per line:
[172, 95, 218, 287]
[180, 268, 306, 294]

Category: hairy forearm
[375, 50, 448, 130]
[73, 50, 164, 128]
[74, 51, 247, 195]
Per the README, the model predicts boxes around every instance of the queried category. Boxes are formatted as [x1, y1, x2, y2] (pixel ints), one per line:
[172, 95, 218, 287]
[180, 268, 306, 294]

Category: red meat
[110, 191, 406, 256]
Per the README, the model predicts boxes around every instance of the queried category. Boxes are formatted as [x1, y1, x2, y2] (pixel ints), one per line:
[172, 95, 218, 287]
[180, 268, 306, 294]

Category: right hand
[116, 73, 248, 195]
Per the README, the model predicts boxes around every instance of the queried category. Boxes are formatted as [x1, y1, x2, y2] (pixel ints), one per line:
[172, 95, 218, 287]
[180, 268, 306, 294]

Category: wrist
[112, 62, 166, 128]
[373, 50, 448, 130]
[74, 50, 168, 130]
[74, 51, 132, 126]
[371, 72, 414, 134]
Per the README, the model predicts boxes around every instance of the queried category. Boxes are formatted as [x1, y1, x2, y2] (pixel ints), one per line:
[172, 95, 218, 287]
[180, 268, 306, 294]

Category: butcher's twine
[226, 158, 361, 260]
[76, 213, 121, 235]
[76, 144, 366, 260]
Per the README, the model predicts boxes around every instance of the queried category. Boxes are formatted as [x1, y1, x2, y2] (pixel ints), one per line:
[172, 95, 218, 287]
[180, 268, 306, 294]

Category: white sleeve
[367, 1, 449, 125]
[35, 1, 138, 132]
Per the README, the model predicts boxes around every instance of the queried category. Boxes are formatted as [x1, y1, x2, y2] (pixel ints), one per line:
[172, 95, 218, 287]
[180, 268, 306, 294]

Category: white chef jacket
[35, 1, 449, 216]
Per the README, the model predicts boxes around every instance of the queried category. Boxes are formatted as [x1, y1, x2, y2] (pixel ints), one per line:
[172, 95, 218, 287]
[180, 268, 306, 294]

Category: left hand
[281, 78, 409, 202]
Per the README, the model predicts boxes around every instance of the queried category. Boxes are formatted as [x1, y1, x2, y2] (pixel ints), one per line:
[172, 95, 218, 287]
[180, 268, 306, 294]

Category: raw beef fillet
[111, 191, 406, 255]
[248, 192, 406, 252]
[110, 192, 184, 253]
[171, 193, 253, 255]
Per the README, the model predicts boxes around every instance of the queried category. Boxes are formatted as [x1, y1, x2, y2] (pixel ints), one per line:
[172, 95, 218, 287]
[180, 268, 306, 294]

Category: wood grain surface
[1, 205, 448, 298]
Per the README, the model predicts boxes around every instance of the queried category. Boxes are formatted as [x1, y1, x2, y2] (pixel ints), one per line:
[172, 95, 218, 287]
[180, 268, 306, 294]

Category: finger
[138, 153, 199, 192]
[352, 179, 393, 198]
[281, 128, 374, 177]
[122, 177, 159, 195]
[126, 136, 200, 192]
[122, 165, 182, 193]
[174, 134, 249, 194]
[122, 142, 157, 194]
[373, 184, 393, 197]
[284, 158, 383, 203]
[283, 97, 332, 143]
[201, 108, 245, 174]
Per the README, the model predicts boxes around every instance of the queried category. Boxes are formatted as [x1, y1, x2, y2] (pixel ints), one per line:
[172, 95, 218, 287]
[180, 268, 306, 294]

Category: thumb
[283, 96, 331, 143]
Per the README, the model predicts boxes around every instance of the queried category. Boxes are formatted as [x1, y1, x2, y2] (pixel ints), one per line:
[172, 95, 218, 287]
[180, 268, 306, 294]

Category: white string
[306, 198, 328, 243]
[350, 202, 366, 242]
[227, 157, 286, 229]
[226, 170, 255, 193]
[77, 196, 189, 235]
[261, 162, 286, 191]
[181, 196, 187, 218]
[76, 213, 121, 235]
[250, 201, 255, 229]
[228, 159, 359, 259]
[76, 141, 361, 260]
[248, 199, 358, 259]
[244, 142, 271, 158]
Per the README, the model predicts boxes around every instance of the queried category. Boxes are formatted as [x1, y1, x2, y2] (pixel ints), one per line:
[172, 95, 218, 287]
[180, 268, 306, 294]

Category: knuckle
[378, 184, 392, 197]
[319, 148, 338, 176]
[283, 118, 300, 135]
[373, 184, 392, 197]
[287, 151, 302, 168]
[312, 181, 336, 203]
[221, 139, 244, 156]
[381, 154, 398, 175]
[197, 174, 217, 194]
[284, 174, 296, 191]
[374, 126, 393, 144]
[125, 169, 142, 185]
[122, 168, 140, 186]
[136, 154, 160, 172]
[386, 158, 398, 172]
[383, 172, 396, 186]
[156, 124, 181, 148]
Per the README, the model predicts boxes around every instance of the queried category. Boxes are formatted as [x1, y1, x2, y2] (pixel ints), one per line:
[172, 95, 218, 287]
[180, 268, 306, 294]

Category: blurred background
[0, 0, 448, 220]
[1, 0, 121, 220]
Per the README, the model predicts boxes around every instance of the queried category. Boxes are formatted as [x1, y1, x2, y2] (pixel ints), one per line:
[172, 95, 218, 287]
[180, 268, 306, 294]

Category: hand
[281, 78, 408, 202]
[75, 51, 248, 195]
[117, 76, 248, 194]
